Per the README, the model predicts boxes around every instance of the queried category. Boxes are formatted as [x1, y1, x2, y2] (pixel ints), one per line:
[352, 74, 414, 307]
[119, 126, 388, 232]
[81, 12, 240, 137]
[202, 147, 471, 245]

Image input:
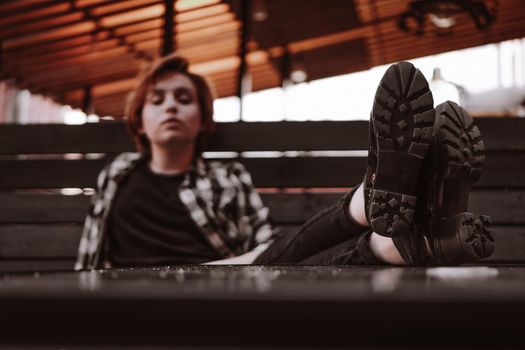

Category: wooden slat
[1, 1, 164, 43]
[0, 190, 523, 225]
[469, 191, 525, 224]
[0, 157, 362, 189]
[18, 48, 135, 83]
[0, 223, 521, 264]
[277, 224, 525, 263]
[0, 122, 134, 154]
[211, 121, 370, 152]
[488, 227, 525, 263]
[1, 119, 525, 155]
[0, 0, 60, 20]
[5, 224, 519, 263]
[1, 3, 226, 59]
[0, 194, 90, 224]
[244, 154, 524, 188]
[475, 118, 525, 151]
[1, 153, 524, 189]
[2, 0, 525, 114]
[0, 225, 81, 258]
[0, 159, 107, 189]
[262, 191, 525, 225]
[0, 259, 74, 272]
[25, 55, 141, 88]
[214, 117, 525, 151]
[56, 68, 140, 97]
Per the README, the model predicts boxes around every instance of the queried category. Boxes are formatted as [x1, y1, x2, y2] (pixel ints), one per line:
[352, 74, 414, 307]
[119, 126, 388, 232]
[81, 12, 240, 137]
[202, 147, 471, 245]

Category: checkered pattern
[75, 152, 274, 270]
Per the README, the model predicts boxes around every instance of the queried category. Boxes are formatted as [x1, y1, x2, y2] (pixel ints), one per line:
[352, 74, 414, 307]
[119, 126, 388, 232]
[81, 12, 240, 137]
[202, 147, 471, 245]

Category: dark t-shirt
[107, 160, 221, 267]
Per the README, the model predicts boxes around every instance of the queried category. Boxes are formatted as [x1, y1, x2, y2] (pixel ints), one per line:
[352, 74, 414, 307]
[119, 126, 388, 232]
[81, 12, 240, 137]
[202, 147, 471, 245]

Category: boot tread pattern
[461, 213, 495, 260]
[438, 101, 485, 182]
[437, 213, 495, 264]
[369, 62, 434, 237]
[373, 62, 434, 158]
[369, 189, 417, 236]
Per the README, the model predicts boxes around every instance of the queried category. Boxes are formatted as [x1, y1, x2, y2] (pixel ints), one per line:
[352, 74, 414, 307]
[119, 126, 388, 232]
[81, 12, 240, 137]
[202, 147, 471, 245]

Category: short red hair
[125, 53, 216, 155]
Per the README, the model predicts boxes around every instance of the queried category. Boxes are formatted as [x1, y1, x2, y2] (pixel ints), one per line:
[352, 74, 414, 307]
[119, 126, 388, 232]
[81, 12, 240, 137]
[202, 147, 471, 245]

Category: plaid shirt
[75, 152, 274, 270]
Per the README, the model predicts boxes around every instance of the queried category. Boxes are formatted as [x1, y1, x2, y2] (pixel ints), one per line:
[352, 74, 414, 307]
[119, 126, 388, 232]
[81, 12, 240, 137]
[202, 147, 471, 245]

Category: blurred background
[1, 0, 525, 274]
[0, 0, 524, 124]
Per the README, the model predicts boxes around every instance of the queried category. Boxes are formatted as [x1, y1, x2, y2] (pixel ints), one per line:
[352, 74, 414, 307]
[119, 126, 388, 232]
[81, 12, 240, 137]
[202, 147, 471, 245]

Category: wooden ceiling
[1, 0, 524, 118]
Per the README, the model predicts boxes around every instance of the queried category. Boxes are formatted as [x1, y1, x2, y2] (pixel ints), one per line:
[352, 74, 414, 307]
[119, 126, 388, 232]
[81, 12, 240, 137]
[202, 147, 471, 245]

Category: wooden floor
[1, 265, 524, 348]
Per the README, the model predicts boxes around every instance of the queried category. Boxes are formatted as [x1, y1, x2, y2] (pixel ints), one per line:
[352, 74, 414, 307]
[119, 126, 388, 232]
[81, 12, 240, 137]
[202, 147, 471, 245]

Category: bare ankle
[348, 183, 369, 227]
[369, 232, 407, 265]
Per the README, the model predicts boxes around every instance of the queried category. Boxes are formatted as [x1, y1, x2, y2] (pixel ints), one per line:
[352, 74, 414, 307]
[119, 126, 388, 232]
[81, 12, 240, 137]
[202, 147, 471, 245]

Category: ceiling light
[429, 13, 456, 28]
[398, 0, 497, 35]
[290, 60, 307, 83]
[252, 0, 268, 22]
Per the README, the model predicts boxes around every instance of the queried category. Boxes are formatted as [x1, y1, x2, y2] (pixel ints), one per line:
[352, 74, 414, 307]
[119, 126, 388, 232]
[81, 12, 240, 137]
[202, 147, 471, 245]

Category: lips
[161, 118, 182, 128]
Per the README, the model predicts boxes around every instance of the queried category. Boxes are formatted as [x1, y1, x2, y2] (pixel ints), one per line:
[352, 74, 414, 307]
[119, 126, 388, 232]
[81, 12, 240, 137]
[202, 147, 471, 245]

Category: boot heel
[368, 189, 416, 237]
[436, 212, 495, 264]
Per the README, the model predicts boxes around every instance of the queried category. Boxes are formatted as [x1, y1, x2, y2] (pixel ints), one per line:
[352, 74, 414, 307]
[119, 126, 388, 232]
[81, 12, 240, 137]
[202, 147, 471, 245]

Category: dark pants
[253, 188, 381, 265]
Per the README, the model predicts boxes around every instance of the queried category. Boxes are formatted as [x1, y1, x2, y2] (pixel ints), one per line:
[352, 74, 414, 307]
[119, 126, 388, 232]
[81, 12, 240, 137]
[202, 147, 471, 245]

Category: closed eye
[176, 89, 194, 104]
[148, 91, 164, 105]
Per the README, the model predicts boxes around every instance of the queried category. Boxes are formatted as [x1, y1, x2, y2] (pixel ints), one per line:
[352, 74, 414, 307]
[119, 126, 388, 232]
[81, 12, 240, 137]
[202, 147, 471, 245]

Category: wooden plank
[0, 157, 369, 189]
[1, 153, 524, 189]
[0, 259, 74, 272]
[489, 227, 525, 263]
[475, 118, 525, 151]
[480, 152, 525, 189]
[4, 225, 520, 264]
[277, 224, 525, 263]
[0, 194, 90, 224]
[0, 223, 522, 264]
[263, 191, 525, 225]
[0, 225, 81, 258]
[0, 122, 134, 154]
[0, 121, 368, 154]
[0, 159, 107, 189]
[469, 191, 525, 225]
[1, 273, 525, 348]
[1, 119, 524, 154]
[1, 189, 523, 225]
[232, 153, 525, 189]
[215, 121, 369, 150]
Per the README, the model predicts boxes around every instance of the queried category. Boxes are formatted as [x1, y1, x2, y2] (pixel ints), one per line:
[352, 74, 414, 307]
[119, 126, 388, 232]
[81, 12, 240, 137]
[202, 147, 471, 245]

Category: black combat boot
[364, 61, 435, 238]
[393, 101, 495, 265]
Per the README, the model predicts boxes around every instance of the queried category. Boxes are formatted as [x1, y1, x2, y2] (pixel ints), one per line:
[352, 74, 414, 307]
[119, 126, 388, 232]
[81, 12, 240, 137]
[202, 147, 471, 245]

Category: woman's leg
[254, 185, 366, 264]
[298, 232, 379, 265]
[253, 184, 406, 265]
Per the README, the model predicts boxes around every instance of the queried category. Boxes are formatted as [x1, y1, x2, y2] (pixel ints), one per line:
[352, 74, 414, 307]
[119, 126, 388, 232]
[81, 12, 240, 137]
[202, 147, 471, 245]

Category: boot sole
[434, 101, 494, 263]
[369, 62, 435, 237]
[436, 212, 495, 264]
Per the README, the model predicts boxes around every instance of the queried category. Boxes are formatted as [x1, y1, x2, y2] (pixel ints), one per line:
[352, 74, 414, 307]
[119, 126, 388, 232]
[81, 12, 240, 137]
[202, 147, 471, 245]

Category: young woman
[75, 54, 494, 270]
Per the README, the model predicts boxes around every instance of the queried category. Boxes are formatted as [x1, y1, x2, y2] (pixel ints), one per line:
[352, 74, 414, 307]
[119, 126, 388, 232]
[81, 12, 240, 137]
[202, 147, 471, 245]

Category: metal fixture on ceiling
[252, 0, 268, 22]
[290, 55, 308, 83]
[281, 50, 307, 86]
[398, 0, 498, 35]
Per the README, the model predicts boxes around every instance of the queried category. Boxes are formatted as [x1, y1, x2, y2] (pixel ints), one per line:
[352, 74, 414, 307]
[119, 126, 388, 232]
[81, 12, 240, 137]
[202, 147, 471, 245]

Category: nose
[164, 93, 178, 113]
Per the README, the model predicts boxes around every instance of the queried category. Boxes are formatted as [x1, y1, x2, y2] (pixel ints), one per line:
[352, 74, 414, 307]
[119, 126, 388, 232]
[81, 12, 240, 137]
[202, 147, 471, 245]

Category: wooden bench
[1, 119, 524, 271]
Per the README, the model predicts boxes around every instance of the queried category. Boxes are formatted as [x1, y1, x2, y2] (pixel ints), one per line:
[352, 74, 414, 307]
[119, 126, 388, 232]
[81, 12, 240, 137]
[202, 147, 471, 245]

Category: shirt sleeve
[230, 162, 275, 250]
[74, 163, 110, 270]
[75, 152, 142, 270]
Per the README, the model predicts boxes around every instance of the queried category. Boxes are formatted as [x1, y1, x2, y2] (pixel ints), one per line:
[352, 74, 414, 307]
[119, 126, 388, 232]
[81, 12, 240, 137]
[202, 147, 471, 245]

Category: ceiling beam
[162, 0, 175, 56]
[3, 10, 236, 63]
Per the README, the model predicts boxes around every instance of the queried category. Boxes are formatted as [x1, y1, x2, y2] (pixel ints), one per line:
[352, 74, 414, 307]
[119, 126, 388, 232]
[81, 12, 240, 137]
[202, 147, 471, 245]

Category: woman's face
[141, 72, 202, 149]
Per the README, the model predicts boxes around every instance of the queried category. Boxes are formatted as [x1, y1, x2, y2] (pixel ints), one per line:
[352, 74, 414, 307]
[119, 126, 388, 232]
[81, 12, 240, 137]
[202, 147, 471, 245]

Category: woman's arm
[203, 243, 270, 265]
